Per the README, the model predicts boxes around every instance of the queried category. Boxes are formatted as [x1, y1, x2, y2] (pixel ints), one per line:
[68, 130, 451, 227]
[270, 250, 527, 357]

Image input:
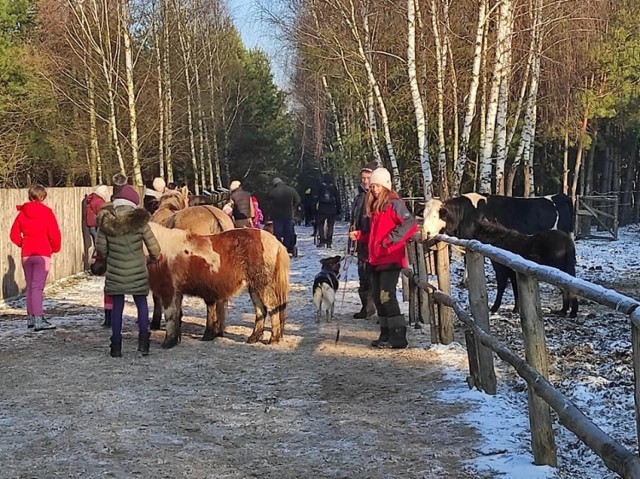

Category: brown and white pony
[150, 189, 234, 330]
[147, 223, 290, 348]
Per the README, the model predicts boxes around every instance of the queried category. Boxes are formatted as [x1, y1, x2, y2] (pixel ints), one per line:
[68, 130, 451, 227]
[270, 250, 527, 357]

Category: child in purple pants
[10, 185, 62, 331]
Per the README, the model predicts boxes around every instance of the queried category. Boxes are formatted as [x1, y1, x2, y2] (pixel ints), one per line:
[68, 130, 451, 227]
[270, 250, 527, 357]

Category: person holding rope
[348, 167, 417, 349]
[349, 161, 377, 319]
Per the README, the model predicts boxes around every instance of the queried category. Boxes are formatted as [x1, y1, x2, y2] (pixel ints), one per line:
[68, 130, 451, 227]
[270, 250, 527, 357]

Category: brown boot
[377, 315, 408, 349]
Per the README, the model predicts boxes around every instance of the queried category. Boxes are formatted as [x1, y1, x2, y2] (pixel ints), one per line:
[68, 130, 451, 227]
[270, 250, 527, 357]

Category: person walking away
[229, 180, 253, 228]
[350, 162, 377, 319]
[10, 185, 62, 331]
[316, 173, 341, 248]
[267, 177, 301, 255]
[349, 168, 417, 349]
[251, 195, 264, 228]
[143, 177, 166, 214]
[85, 184, 109, 247]
[96, 184, 161, 357]
[302, 188, 316, 227]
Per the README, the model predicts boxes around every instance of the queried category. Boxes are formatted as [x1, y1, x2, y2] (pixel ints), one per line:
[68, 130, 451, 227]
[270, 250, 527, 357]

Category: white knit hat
[153, 177, 166, 193]
[230, 180, 241, 192]
[369, 167, 392, 190]
[94, 184, 109, 201]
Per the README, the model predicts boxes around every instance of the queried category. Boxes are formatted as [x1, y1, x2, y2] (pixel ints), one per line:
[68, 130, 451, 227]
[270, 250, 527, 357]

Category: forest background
[1, 0, 639, 219]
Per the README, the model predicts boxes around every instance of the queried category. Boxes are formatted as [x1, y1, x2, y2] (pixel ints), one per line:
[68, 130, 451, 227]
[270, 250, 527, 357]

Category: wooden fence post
[436, 241, 454, 344]
[466, 251, 497, 395]
[426, 246, 440, 343]
[416, 241, 430, 326]
[631, 310, 640, 452]
[405, 242, 417, 324]
[517, 272, 558, 467]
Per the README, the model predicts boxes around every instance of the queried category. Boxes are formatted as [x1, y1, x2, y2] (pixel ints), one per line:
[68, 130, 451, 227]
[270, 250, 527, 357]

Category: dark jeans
[357, 257, 372, 293]
[273, 219, 296, 253]
[111, 294, 149, 342]
[371, 268, 401, 318]
[316, 213, 336, 245]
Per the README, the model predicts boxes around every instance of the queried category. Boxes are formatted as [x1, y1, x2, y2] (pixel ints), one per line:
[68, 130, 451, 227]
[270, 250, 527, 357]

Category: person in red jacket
[10, 185, 62, 331]
[349, 167, 417, 349]
[85, 184, 109, 246]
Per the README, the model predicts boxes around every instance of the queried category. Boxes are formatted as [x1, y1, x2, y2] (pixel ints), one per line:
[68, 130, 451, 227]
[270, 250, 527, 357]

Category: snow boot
[138, 332, 150, 356]
[370, 317, 390, 348]
[378, 315, 408, 349]
[110, 338, 122, 358]
[353, 291, 376, 319]
[102, 309, 112, 328]
[34, 316, 56, 332]
[27, 316, 35, 329]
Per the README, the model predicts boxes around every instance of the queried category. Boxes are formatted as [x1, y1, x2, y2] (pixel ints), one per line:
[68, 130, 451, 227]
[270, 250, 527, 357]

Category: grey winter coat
[96, 205, 161, 296]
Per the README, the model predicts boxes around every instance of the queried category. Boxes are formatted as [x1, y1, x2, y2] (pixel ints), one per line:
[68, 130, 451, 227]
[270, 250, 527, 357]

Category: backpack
[319, 185, 335, 204]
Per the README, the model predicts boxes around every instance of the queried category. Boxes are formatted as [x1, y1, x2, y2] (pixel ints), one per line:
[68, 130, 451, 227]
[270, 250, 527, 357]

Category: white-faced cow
[422, 193, 576, 316]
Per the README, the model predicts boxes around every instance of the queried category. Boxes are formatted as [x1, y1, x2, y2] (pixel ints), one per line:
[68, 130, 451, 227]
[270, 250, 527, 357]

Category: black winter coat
[316, 182, 341, 216]
[350, 185, 370, 257]
[268, 183, 301, 220]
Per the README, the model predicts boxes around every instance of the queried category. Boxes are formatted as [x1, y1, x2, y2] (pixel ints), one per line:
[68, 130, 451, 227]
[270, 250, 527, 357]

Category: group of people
[9, 162, 417, 354]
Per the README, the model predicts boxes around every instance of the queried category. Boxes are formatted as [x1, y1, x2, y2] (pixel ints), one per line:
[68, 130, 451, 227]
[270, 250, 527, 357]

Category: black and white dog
[312, 255, 341, 323]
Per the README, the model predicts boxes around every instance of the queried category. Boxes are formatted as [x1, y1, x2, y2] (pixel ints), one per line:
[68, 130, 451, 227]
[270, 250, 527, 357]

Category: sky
[226, 0, 290, 88]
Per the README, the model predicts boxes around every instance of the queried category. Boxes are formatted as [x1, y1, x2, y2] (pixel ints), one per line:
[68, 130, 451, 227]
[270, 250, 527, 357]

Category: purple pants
[110, 294, 149, 342]
[21, 256, 51, 317]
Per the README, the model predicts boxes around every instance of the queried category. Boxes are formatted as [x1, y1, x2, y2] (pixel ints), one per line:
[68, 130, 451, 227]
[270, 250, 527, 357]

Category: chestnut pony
[147, 223, 290, 348]
[150, 189, 234, 330]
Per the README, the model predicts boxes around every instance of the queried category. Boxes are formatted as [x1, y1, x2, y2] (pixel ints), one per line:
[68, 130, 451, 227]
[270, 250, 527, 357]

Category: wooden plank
[516, 272, 557, 467]
[632, 311, 640, 453]
[436, 241, 454, 344]
[416, 241, 430, 326]
[466, 251, 497, 395]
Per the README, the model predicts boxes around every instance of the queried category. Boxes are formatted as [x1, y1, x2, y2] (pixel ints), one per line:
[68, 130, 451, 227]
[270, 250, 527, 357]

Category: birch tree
[408, 0, 432, 199]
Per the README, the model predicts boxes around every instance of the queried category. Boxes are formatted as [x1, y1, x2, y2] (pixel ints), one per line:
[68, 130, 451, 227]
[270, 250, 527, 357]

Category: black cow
[423, 193, 575, 315]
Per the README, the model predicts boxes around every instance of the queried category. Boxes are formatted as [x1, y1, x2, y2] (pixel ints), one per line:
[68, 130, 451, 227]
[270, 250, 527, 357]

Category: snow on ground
[1, 221, 639, 478]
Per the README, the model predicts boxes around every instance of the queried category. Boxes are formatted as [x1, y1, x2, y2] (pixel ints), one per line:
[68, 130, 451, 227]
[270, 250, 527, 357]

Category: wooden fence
[403, 236, 640, 478]
[0, 187, 99, 302]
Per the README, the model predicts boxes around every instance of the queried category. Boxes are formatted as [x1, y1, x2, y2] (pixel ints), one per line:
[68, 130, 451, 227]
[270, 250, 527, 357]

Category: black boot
[378, 315, 408, 349]
[370, 317, 390, 347]
[102, 309, 111, 328]
[138, 332, 150, 356]
[353, 291, 376, 319]
[110, 338, 122, 358]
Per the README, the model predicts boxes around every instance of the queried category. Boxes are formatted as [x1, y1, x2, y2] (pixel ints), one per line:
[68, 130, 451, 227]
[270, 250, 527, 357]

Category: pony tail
[274, 244, 290, 326]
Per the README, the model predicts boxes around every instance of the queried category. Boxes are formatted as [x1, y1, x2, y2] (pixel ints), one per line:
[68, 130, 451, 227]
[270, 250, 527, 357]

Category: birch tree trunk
[339, 0, 401, 191]
[571, 106, 590, 205]
[121, 0, 142, 186]
[478, 1, 511, 194]
[176, 4, 200, 194]
[206, 39, 222, 189]
[452, 0, 487, 196]
[153, 10, 165, 179]
[408, 0, 432, 199]
[506, 0, 542, 197]
[493, 0, 514, 195]
[85, 64, 101, 185]
[430, 0, 448, 198]
[163, 0, 174, 183]
[193, 33, 207, 192]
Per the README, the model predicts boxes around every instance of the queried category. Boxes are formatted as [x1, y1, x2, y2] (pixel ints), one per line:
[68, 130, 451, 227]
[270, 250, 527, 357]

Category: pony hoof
[247, 334, 262, 344]
[161, 338, 179, 349]
[268, 336, 282, 345]
[201, 331, 222, 341]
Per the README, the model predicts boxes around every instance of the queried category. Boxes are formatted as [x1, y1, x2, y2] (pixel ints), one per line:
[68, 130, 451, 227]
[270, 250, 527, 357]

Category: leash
[336, 248, 354, 344]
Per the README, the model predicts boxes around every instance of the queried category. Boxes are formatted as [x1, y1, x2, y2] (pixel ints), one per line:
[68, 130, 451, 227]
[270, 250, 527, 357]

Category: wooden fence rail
[403, 234, 640, 478]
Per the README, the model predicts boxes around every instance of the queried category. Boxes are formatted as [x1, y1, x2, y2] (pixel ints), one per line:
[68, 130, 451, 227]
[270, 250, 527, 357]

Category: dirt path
[0, 228, 486, 479]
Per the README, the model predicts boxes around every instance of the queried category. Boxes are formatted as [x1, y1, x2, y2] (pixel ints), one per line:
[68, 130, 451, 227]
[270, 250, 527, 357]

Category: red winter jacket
[85, 193, 106, 228]
[354, 195, 417, 269]
[10, 201, 62, 258]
